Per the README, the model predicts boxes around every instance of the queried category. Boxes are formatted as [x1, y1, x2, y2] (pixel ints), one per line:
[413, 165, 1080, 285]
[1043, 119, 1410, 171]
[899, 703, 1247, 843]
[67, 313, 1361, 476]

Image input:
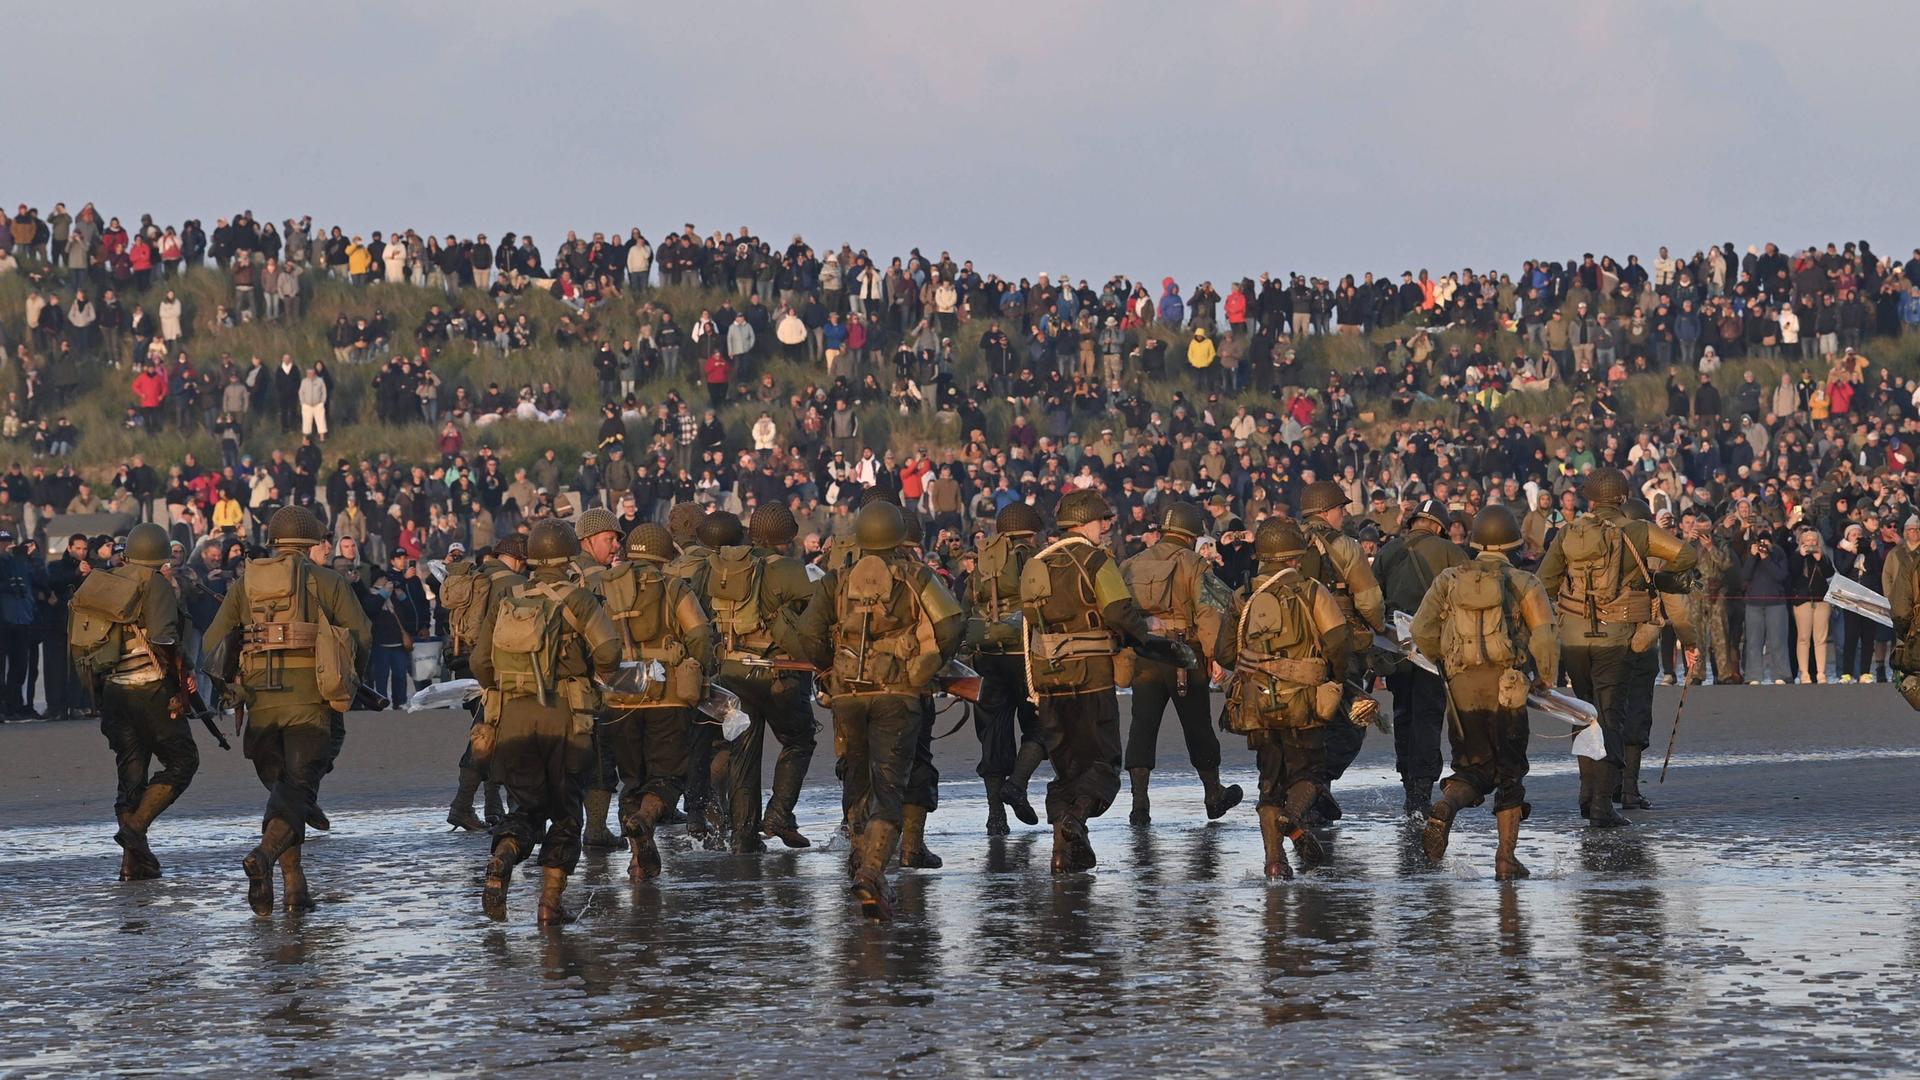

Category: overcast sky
[6, 2, 1913, 284]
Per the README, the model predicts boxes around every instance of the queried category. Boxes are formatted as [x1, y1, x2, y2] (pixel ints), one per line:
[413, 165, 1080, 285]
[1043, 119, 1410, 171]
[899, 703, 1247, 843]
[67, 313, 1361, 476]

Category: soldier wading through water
[1411, 505, 1559, 880]
[203, 506, 371, 914]
[1218, 517, 1349, 880]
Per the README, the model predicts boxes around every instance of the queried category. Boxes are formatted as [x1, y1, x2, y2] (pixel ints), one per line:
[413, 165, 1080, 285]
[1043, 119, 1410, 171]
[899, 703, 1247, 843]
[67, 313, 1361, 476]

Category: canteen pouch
[1498, 668, 1530, 710]
[671, 657, 704, 704]
[1312, 681, 1344, 722]
[1112, 648, 1136, 689]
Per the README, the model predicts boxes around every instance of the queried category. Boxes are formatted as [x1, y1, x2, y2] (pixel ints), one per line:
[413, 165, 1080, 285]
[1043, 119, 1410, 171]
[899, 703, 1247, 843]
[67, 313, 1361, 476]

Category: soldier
[683, 510, 747, 845]
[1618, 498, 1688, 808]
[1290, 482, 1391, 819]
[1018, 490, 1191, 874]
[1217, 518, 1350, 880]
[1685, 510, 1742, 684]
[67, 522, 200, 880]
[1411, 506, 1559, 880]
[575, 506, 624, 850]
[598, 523, 715, 879]
[897, 508, 948, 868]
[1370, 495, 1466, 815]
[780, 502, 964, 920]
[963, 502, 1046, 835]
[663, 502, 713, 581]
[1119, 500, 1240, 826]
[203, 506, 371, 915]
[710, 503, 820, 852]
[440, 534, 526, 831]
[1537, 468, 1697, 828]
[471, 520, 623, 924]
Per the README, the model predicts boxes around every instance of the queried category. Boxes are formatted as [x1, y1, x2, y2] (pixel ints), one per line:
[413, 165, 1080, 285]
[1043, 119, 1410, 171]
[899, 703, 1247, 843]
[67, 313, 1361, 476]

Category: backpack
[824, 534, 861, 574]
[68, 567, 144, 677]
[832, 554, 939, 692]
[439, 563, 489, 655]
[1557, 515, 1649, 624]
[238, 554, 358, 710]
[1123, 547, 1190, 628]
[1439, 563, 1521, 672]
[1019, 541, 1114, 693]
[1227, 572, 1323, 731]
[490, 580, 576, 705]
[970, 534, 1024, 621]
[706, 545, 769, 650]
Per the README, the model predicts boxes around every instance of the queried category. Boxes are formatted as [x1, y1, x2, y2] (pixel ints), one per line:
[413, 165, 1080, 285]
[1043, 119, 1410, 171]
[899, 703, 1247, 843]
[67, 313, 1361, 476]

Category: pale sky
[5, 2, 1913, 284]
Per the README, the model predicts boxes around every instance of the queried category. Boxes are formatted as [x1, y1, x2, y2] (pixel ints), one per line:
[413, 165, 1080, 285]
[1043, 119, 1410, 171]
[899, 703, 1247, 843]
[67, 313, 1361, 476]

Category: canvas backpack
[1123, 546, 1195, 630]
[439, 563, 494, 656]
[832, 554, 938, 692]
[1439, 562, 1521, 672]
[705, 545, 769, 650]
[68, 566, 144, 677]
[970, 533, 1025, 621]
[491, 580, 577, 704]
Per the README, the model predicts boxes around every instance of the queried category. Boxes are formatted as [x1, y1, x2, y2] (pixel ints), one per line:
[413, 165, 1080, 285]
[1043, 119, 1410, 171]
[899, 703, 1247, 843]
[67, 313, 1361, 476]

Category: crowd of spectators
[6, 199, 1920, 717]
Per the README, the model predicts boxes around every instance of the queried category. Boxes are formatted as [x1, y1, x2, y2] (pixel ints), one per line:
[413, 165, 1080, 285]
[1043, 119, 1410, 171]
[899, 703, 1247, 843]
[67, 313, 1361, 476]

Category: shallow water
[2, 757, 1916, 1078]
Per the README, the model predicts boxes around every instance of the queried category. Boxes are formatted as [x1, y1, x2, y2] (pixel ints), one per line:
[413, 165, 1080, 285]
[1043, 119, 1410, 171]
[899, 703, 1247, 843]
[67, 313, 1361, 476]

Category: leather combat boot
[1402, 780, 1434, 819]
[305, 804, 331, 832]
[582, 789, 621, 849]
[1493, 805, 1530, 880]
[1004, 743, 1044, 826]
[1257, 805, 1292, 880]
[1422, 780, 1477, 862]
[628, 793, 666, 881]
[1052, 802, 1097, 873]
[1283, 784, 1327, 866]
[537, 866, 576, 925]
[761, 810, 812, 849]
[984, 778, 1010, 836]
[1619, 746, 1652, 810]
[1128, 767, 1152, 827]
[851, 820, 899, 921]
[118, 782, 178, 880]
[899, 805, 943, 868]
[448, 767, 487, 832]
[243, 816, 298, 917]
[1200, 769, 1244, 820]
[482, 836, 524, 920]
[279, 846, 315, 912]
[1585, 761, 1630, 828]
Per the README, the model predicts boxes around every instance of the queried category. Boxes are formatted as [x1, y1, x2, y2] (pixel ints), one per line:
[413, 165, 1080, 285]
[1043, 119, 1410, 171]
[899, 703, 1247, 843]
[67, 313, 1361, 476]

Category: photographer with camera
[1737, 525, 1791, 684]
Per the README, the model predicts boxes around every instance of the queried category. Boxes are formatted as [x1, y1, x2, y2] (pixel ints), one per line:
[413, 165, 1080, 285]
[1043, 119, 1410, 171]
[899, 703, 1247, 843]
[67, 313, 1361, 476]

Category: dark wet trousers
[1442, 667, 1529, 813]
[1387, 665, 1447, 786]
[685, 719, 718, 816]
[586, 709, 619, 795]
[722, 673, 816, 833]
[907, 695, 939, 812]
[1620, 644, 1659, 750]
[100, 681, 199, 815]
[489, 699, 590, 872]
[243, 711, 336, 847]
[607, 705, 691, 835]
[1123, 660, 1222, 774]
[1248, 722, 1327, 821]
[973, 652, 1039, 781]
[1563, 642, 1630, 768]
[1322, 707, 1366, 781]
[834, 693, 922, 831]
[1037, 688, 1122, 822]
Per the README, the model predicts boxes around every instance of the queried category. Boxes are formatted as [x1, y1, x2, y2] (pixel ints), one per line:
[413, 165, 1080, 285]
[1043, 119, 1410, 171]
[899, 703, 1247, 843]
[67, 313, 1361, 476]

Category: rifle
[733, 654, 984, 702]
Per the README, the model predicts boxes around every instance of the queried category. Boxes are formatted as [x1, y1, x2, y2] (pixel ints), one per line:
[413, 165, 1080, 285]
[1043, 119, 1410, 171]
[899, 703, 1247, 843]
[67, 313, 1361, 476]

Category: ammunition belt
[1246, 655, 1328, 685]
[242, 620, 321, 650]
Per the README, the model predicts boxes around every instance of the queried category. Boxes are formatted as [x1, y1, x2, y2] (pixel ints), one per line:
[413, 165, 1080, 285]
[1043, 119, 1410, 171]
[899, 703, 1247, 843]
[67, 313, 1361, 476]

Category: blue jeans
[1743, 603, 1790, 683]
[371, 645, 408, 709]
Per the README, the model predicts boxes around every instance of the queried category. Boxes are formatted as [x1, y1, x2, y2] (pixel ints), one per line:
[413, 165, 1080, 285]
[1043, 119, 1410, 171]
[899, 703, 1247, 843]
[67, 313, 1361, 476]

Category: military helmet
[667, 502, 706, 545]
[748, 502, 798, 548]
[695, 511, 745, 549]
[625, 523, 677, 563]
[1055, 490, 1114, 527]
[266, 505, 327, 548]
[857, 487, 902, 508]
[854, 502, 907, 552]
[1584, 466, 1630, 507]
[526, 520, 581, 565]
[1410, 497, 1449, 530]
[1159, 501, 1207, 539]
[1299, 481, 1346, 516]
[1469, 505, 1524, 552]
[995, 501, 1043, 537]
[493, 533, 528, 561]
[1622, 497, 1653, 523]
[576, 507, 619, 540]
[1254, 517, 1308, 559]
[124, 522, 171, 567]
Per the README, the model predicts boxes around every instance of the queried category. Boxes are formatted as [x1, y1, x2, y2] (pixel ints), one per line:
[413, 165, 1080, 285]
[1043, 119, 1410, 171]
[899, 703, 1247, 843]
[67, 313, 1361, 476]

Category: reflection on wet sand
[1, 760, 1918, 1075]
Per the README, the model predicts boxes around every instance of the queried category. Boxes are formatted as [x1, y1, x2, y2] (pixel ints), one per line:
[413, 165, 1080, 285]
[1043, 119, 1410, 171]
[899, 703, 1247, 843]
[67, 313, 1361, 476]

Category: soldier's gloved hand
[1135, 635, 1196, 670]
[1653, 569, 1698, 593]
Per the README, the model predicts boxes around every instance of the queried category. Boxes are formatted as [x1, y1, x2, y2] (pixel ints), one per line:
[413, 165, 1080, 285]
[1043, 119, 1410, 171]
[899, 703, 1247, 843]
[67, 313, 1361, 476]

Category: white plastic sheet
[405, 678, 481, 712]
[696, 684, 751, 741]
[1825, 575, 1893, 628]
[1571, 720, 1608, 761]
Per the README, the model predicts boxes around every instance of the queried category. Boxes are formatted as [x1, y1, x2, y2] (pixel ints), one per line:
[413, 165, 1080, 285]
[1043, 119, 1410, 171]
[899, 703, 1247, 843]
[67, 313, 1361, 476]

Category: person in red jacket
[132, 363, 169, 431]
[703, 350, 731, 408]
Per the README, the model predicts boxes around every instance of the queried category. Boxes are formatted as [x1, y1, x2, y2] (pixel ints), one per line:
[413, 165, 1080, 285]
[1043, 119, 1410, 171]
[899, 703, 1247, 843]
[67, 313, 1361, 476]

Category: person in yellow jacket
[347, 238, 374, 283]
[212, 494, 246, 534]
[1186, 327, 1218, 392]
